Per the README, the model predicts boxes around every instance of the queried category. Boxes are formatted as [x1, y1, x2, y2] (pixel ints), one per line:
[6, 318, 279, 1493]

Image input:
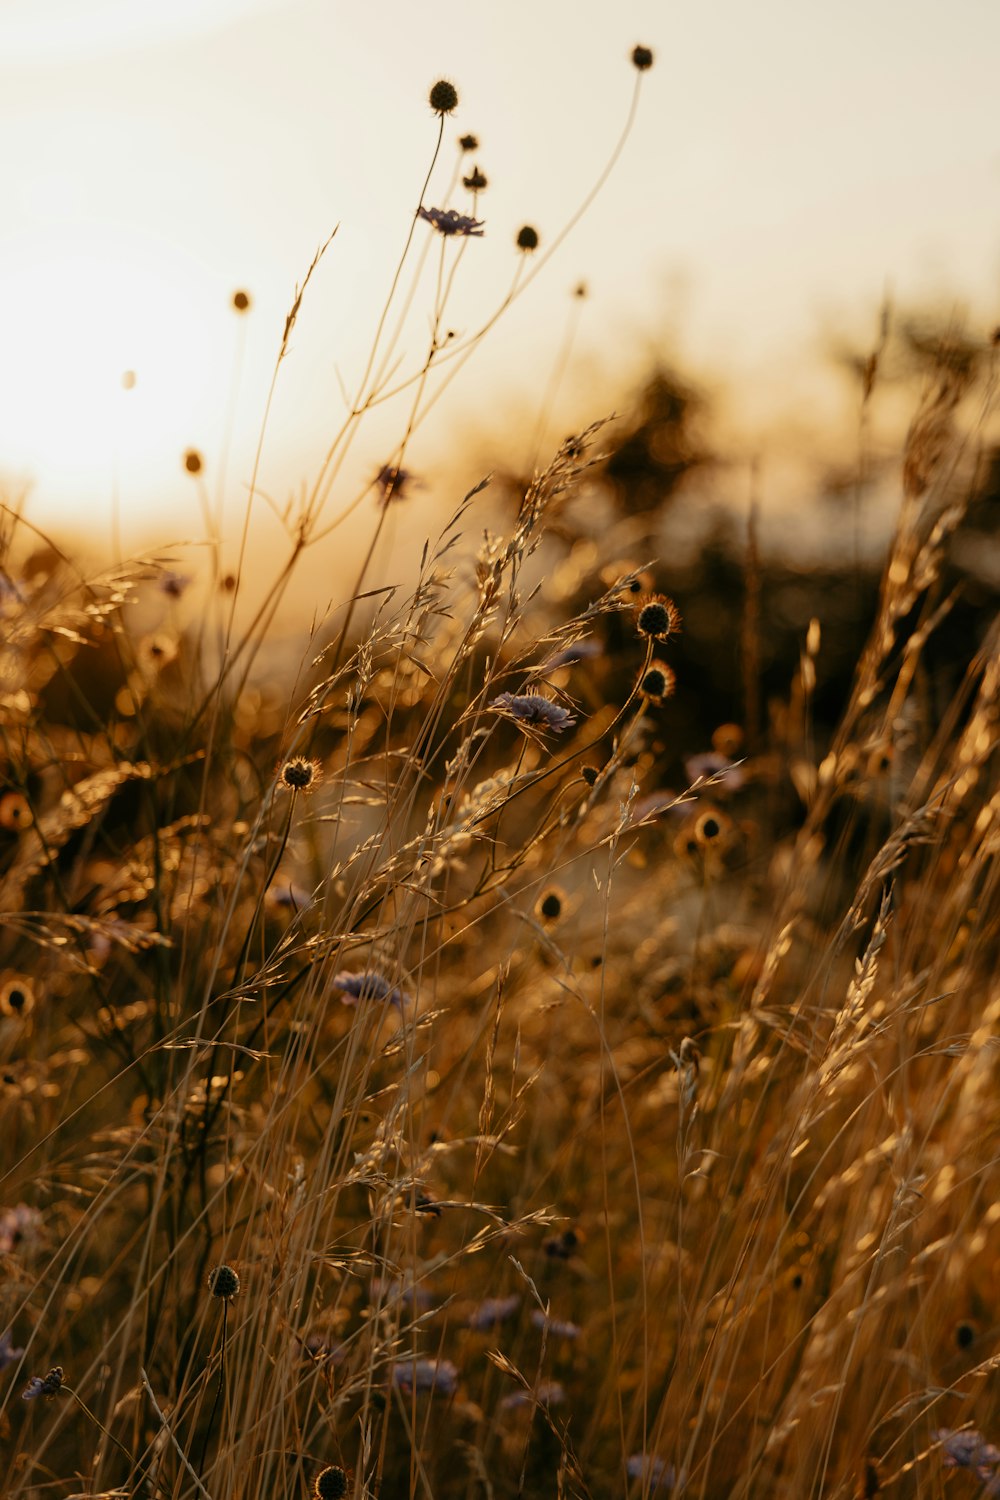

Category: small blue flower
[418, 206, 485, 238]
[935, 1429, 1000, 1480]
[466, 1295, 521, 1330]
[22, 1365, 63, 1401]
[0, 1327, 24, 1372]
[333, 971, 407, 1010]
[392, 1358, 458, 1395]
[489, 693, 576, 734]
[626, 1454, 679, 1492]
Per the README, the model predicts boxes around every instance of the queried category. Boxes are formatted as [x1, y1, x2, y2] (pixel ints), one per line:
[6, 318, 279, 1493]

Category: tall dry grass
[1, 50, 999, 1500]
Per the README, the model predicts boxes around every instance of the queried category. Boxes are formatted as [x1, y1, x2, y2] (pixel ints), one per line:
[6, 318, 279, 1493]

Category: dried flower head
[208, 1264, 240, 1300]
[695, 807, 731, 846]
[631, 44, 654, 71]
[232, 289, 251, 313]
[418, 206, 485, 238]
[313, 1466, 348, 1500]
[0, 974, 35, 1020]
[490, 692, 576, 734]
[334, 971, 408, 1009]
[463, 166, 488, 192]
[536, 887, 564, 922]
[516, 224, 539, 253]
[429, 79, 459, 115]
[374, 463, 414, 504]
[280, 757, 321, 793]
[581, 765, 600, 787]
[183, 449, 203, 475]
[22, 1365, 63, 1400]
[0, 791, 32, 832]
[639, 661, 676, 704]
[459, 132, 479, 152]
[636, 594, 681, 641]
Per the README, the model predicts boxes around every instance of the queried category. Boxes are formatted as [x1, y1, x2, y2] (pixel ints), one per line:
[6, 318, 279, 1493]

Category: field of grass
[2, 50, 1000, 1500]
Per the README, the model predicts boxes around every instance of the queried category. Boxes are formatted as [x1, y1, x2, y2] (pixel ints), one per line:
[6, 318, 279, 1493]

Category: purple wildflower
[0, 1203, 42, 1254]
[626, 1454, 679, 1492]
[333, 971, 407, 1010]
[466, 1294, 521, 1330]
[684, 751, 745, 792]
[158, 570, 191, 600]
[0, 1328, 24, 1372]
[530, 1309, 581, 1340]
[22, 1365, 63, 1401]
[418, 206, 485, 238]
[935, 1429, 1000, 1480]
[500, 1380, 565, 1412]
[391, 1358, 458, 1396]
[540, 639, 601, 671]
[489, 693, 576, 734]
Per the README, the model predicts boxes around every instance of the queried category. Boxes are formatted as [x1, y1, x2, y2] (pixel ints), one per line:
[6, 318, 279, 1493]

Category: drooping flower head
[334, 971, 408, 1010]
[418, 206, 485, 238]
[489, 692, 576, 735]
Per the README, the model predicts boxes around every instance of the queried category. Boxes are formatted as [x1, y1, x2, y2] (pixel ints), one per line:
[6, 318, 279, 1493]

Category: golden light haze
[1, 0, 997, 582]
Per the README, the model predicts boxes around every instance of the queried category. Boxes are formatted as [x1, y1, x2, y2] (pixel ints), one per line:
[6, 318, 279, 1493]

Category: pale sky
[0, 0, 997, 568]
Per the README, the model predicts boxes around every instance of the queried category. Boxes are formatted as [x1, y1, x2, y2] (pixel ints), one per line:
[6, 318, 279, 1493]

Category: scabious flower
[392, 1357, 458, 1396]
[626, 1454, 678, 1491]
[515, 224, 539, 253]
[489, 692, 576, 734]
[540, 639, 600, 671]
[231, 288, 252, 313]
[0, 1328, 25, 1372]
[631, 44, 655, 71]
[207, 1264, 240, 1300]
[334, 971, 408, 1010]
[0, 1203, 42, 1254]
[428, 79, 459, 115]
[463, 166, 488, 191]
[459, 133, 479, 152]
[22, 1365, 63, 1400]
[158, 569, 191, 600]
[313, 1465, 348, 1500]
[639, 661, 676, 705]
[636, 594, 681, 641]
[530, 1309, 580, 1339]
[418, 206, 485, 238]
[280, 757, 321, 793]
[466, 1294, 521, 1330]
[374, 464, 415, 504]
[500, 1380, 565, 1411]
[684, 750, 745, 793]
[934, 1429, 1000, 1480]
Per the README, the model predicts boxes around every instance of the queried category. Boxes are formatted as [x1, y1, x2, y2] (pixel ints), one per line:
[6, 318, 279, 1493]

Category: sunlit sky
[1, 0, 997, 571]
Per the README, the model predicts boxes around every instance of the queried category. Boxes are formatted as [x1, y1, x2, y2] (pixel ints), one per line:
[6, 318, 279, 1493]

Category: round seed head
[0, 791, 32, 831]
[232, 289, 252, 313]
[516, 224, 539, 253]
[537, 888, 564, 922]
[281, 757, 320, 792]
[636, 594, 681, 641]
[639, 661, 676, 704]
[183, 448, 203, 475]
[712, 722, 744, 757]
[459, 133, 479, 152]
[631, 44, 654, 71]
[313, 1466, 348, 1500]
[581, 765, 600, 787]
[208, 1264, 240, 1300]
[429, 79, 459, 115]
[956, 1321, 976, 1349]
[0, 974, 35, 1018]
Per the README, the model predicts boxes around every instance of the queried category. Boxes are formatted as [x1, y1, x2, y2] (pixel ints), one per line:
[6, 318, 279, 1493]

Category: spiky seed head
[516, 224, 539, 253]
[636, 594, 681, 641]
[537, 888, 563, 922]
[429, 79, 459, 115]
[208, 1264, 240, 1300]
[639, 662, 676, 704]
[581, 765, 600, 787]
[313, 1466, 348, 1500]
[459, 133, 479, 152]
[631, 44, 654, 71]
[463, 166, 487, 191]
[281, 757, 320, 792]
[232, 289, 251, 313]
[183, 449, 203, 475]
